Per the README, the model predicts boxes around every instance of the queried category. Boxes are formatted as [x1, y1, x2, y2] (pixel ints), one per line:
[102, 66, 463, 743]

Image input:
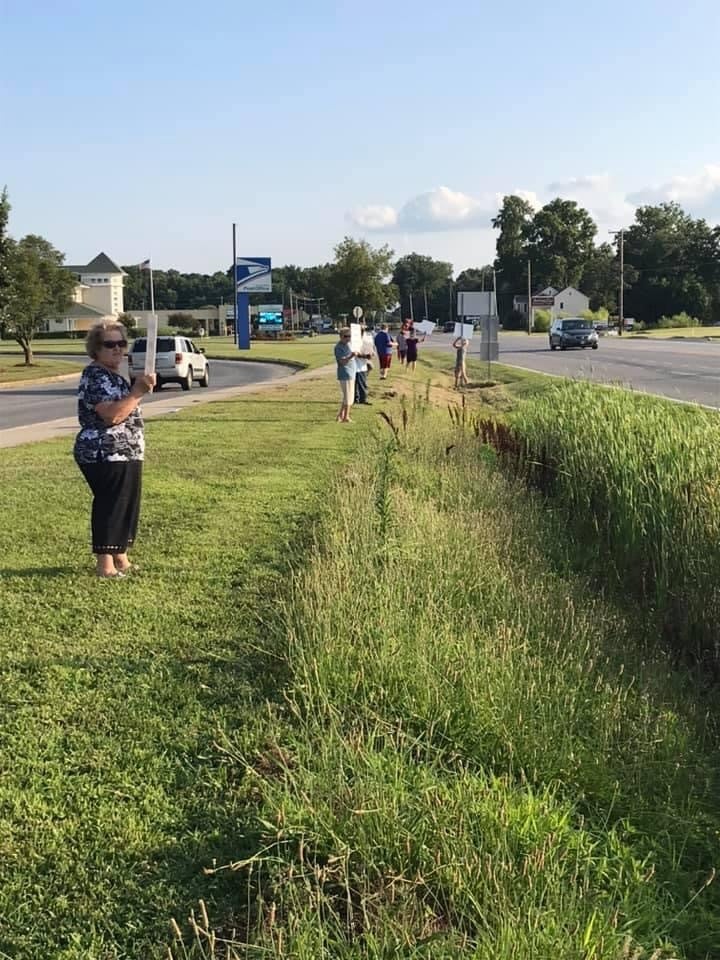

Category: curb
[0, 371, 82, 390]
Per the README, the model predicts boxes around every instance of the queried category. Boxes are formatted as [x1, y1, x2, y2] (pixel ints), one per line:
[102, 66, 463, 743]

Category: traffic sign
[352, 306, 363, 319]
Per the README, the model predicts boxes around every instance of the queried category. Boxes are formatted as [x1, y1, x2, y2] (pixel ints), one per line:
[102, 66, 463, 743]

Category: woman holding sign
[334, 327, 357, 423]
[74, 321, 155, 578]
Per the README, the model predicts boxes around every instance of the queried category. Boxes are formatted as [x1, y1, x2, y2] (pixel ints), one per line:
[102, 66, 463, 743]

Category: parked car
[593, 322, 609, 336]
[549, 318, 599, 351]
[129, 335, 210, 390]
[443, 321, 455, 332]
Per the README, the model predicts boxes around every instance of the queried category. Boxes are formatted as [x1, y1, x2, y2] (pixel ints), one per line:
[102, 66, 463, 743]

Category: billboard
[257, 302, 283, 328]
[457, 291, 493, 317]
[235, 257, 272, 293]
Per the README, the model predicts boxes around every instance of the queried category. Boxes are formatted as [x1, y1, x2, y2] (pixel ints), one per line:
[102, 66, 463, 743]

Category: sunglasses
[102, 339, 128, 349]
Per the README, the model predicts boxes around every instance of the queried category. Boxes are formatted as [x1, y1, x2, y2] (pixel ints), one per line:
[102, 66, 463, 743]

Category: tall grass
[172, 402, 720, 958]
[505, 381, 720, 663]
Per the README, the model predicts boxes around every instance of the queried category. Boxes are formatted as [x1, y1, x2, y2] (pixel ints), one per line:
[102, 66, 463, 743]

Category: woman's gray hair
[85, 320, 127, 359]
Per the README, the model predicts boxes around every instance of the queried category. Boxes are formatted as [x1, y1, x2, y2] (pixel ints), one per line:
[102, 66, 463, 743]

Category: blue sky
[2, 0, 720, 275]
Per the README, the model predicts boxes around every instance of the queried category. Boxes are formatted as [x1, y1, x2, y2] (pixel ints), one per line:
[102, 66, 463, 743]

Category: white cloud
[397, 185, 494, 231]
[348, 185, 497, 233]
[627, 164, 720, 218]
[348, 204, 398, 230]
[511, 189, 542, 211]
[547, 174, 612, 193]
[347, 165, 720, 245]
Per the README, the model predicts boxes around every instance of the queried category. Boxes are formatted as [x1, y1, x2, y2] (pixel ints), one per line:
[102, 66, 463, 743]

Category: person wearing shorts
[396, 328, 408, 365]
[334, 328, 357, 422]
[374, 324, 395, 379]
[453, 336, 469, 388]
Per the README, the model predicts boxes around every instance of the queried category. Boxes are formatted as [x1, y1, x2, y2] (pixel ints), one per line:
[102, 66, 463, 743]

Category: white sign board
[457, 291, 493, 317]
[352, 305, 364, 319]
[415, 320, 436, 336]
[453, 322, 474, 340]
[144, 313, 158, 374]
[350, 323, 363, 353]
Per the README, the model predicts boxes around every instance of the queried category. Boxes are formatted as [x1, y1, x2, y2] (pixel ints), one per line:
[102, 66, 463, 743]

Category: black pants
[355, 370, 369, 403]
[78, 460, 142, 555]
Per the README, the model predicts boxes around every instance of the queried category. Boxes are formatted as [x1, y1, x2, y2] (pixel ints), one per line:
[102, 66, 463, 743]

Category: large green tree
[392, 253, 452, 320]
[455, 266, 494, 292]
[327, 237, 397, 318]
[492, 195, 534, 317]
[0, 187, 10, 339]
[579, 242, 618, 312]
[623, 203, 720, 324]
[525, 198, 597, 290]
[5, 234, 76, 364]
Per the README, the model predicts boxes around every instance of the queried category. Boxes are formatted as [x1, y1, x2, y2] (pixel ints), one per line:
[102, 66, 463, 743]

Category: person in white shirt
[354, 327, 376, 404]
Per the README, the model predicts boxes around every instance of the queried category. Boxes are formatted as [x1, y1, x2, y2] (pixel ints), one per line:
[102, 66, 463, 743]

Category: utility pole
[527, 260, 532, 335]
[609, 229, 625, 336]
[409, 289, 415, 323]
[619, 229, 625, 336]
[423, 287, 429, 321]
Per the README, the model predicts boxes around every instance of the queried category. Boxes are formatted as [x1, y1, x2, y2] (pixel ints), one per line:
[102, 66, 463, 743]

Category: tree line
[4, 184, 720, 366]
[125, 199, 720, 329]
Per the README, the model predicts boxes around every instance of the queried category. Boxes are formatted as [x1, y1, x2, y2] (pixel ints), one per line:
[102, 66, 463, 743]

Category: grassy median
[0, 370, 377, 959]
[171, 399, 719, 959]
[2, 358, 718, 958]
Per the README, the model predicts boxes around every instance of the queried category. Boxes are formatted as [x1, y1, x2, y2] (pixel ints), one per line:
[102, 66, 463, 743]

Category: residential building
[513, 285, 590, 317]
[46, 252, 126, 333]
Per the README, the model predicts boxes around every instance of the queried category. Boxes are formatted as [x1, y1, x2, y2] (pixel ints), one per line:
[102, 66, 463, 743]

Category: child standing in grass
[405, 329, 425, 372]
[453, 336, 469, 388]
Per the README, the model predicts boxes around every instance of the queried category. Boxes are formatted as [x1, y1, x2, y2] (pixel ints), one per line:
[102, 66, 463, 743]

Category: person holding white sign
[453, 336, 470, 388]
[334, 327, 357, 423]
[74, 322, 155, 578]
[353, 326, 376, 405]
[405, 328, 426, 372]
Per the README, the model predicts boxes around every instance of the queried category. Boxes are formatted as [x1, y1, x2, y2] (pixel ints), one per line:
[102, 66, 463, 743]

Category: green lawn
[0, 371, 377, 959]
[631, 327, 720, 339]
[170, 399, 719, 959]
[3, 356, 718, 958]
[0, 356, 85, 384]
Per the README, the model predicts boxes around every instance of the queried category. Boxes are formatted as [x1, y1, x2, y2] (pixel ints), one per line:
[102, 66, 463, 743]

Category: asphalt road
[0, 357, 291, 430]
[430, 332, 720, 408]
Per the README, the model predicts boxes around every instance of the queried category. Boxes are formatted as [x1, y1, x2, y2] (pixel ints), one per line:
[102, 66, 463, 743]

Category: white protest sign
[453, 321, 474, 340]
[144, 314, 158, 374]
[415, 320, 436, 336]
[350, 323, 363, 353]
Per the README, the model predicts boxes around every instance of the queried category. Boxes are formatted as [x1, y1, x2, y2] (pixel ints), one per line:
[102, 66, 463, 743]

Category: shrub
[533, 310, 551, 332]
[502, 309, 528, 331]
[131, 326, 178, 338]
[167, 312, 194, 331]
[581, 307, 610, 323]
[656, 312, 699, 328]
